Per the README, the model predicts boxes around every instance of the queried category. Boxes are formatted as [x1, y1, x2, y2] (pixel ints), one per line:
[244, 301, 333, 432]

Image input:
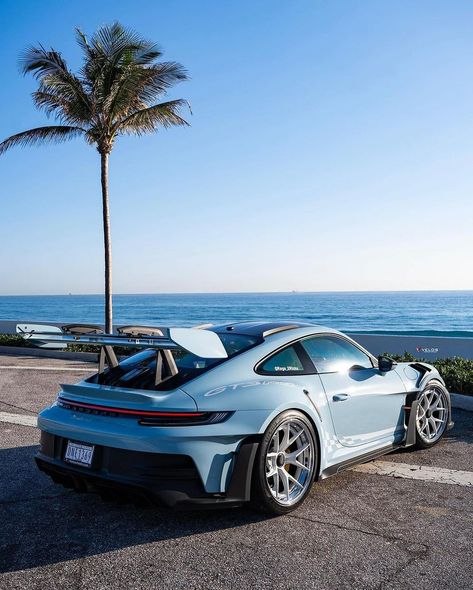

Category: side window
[259, 345, 305, 374]
[301, 336, 373, 373]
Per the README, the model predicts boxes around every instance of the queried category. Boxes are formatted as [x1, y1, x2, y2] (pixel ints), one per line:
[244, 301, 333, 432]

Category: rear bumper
[36, 431, 259, 509]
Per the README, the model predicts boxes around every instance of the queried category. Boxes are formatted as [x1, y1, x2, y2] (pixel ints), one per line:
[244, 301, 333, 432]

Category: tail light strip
[58, 397, 204, 417]
[56, 397, 232, 426]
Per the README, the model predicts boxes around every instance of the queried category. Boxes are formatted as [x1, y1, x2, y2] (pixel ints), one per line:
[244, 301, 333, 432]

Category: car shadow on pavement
[0, 444, 272, 574]
[2, 407, 471, 574]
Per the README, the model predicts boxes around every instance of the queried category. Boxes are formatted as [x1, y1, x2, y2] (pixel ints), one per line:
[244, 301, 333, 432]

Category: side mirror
[378, 355, 396, 372]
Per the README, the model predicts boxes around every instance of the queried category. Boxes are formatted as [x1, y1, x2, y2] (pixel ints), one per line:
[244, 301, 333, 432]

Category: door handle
[333, 393, 350, 402]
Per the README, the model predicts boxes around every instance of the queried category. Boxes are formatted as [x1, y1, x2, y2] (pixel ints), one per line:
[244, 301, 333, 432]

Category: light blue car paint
[36, 323, 448, 499]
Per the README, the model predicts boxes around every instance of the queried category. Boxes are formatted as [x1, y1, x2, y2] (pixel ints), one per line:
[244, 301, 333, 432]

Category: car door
[300, 335, 406, 447]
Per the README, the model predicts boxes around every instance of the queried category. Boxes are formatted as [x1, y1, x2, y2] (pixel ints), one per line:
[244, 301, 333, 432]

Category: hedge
[386, 352, 473, 396]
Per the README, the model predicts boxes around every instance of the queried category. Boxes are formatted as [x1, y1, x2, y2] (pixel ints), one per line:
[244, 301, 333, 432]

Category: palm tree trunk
[100, 151, 113, 333]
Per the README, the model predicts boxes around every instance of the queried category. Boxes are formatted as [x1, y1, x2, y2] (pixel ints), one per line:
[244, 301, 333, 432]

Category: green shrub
[0, 333, 33, 347]
[384, 352, 473, 395]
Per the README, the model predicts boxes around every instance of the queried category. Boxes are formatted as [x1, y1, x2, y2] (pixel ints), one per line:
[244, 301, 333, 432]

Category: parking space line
[0, 365, 93, 371]
[0, 412, 37, 427]
[352, 460, 473, 486]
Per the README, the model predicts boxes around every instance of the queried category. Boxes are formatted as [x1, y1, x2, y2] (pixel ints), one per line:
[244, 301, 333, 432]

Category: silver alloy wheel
[265, 418, 315, 506]
[416, 385, 448, 444]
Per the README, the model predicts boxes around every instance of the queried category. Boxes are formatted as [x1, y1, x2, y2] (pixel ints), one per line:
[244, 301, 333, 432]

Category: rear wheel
[252, 410, 317, 515]
[415, 380, 449, 449]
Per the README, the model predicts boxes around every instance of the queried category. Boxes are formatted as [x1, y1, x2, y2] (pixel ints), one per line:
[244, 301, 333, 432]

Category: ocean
[0, 291, 472, 337]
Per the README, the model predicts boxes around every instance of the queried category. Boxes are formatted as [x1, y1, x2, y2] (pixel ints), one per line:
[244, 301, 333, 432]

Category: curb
[451, 393, 473, 412]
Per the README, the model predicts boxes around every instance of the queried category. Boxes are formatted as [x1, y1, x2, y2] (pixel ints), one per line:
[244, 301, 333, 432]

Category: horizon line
[0, 289, 472, 297]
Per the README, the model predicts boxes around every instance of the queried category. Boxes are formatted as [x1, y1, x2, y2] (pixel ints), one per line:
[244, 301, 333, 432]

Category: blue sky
[1, 0, 472, 294]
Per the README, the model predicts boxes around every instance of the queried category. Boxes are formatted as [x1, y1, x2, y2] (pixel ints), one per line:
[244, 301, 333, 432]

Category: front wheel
[251, 410, 318, 515]
[414, 380, 450, 449]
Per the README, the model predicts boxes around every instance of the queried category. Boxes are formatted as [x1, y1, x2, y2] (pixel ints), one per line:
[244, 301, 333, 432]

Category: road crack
[0, 400, 37, 415]
[289, 512, 430, 590]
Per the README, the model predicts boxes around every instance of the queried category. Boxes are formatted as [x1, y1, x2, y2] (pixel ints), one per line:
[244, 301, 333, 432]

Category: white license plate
[64, 441, 95, 467]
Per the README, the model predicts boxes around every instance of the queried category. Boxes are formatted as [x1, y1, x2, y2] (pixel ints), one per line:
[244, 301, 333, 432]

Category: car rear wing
[19, 323, 227, 358]
[18, 323, 228, 385]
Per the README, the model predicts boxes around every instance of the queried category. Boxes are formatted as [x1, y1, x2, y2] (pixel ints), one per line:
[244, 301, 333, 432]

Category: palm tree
[0, 23, 190, 332]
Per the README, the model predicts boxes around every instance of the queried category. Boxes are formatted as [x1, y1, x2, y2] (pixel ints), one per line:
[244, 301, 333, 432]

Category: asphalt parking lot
[0, 353, 472, 590]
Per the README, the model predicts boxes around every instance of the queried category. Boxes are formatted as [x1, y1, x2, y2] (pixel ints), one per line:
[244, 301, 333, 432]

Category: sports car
[30, 321, 453, 514]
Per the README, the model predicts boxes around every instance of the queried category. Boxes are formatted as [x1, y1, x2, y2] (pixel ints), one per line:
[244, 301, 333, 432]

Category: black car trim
[320, 443, 399, 478]
[36, 432, 261, 509]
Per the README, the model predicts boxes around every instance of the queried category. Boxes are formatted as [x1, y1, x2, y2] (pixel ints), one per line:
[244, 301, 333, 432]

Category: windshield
[86, 332, 261, 391]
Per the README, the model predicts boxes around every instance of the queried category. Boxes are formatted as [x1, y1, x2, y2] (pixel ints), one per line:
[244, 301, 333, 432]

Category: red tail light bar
[57, 397, 232, 426]
[57, 397, 204, 418]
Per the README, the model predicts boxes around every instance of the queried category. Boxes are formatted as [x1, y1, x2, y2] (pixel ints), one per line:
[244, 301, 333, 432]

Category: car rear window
[86, 332, 261, 391]
[258, 345, 305, 374]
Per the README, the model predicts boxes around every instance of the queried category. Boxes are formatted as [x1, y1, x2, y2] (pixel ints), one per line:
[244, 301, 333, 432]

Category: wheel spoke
[280, 423, 290, 451]
[266, 449, 277, 477]
[278, 467, 290, 502]
[274, 469, 280, 498]
[285, 451, 310, 471]
[430, 393, 440, 411]
[286, 471, 304, 490]
[295, 443, 310, 457]
[287, 429, 303, 447]
[429, 417, 437, 435]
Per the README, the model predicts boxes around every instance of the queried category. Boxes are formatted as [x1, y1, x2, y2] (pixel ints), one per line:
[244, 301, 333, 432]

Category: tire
[251, 410, 318, 515]
[414, 380, 450, 449]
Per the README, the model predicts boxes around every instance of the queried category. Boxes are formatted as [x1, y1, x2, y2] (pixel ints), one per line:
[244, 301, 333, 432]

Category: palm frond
[32, 89, 92, 125]
[20, 44, 69, 78]
[75, 28, 94, 59]
[106, 62, 188, 120]
[20, 45, 93, 119]
[134, 62, 188, 97]
[91, 22, 161, 63]
[84, 23, 165, 106]
[116, 100, 190, 135]
[32, 91, 70, 117]
[0, 126, 85, 156]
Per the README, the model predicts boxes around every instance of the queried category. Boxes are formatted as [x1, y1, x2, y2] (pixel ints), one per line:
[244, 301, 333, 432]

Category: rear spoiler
[19, 324, 228, 359]
[19, 324, 227, 386]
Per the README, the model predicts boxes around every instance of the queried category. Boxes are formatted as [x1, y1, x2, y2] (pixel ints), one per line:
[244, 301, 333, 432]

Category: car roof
[209, 321, 338, 339]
